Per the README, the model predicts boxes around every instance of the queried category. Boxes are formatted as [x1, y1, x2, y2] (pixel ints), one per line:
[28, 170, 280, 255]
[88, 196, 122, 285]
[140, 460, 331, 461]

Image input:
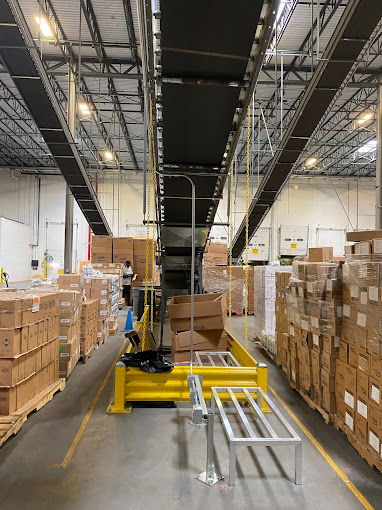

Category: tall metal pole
[64, 65, 76, 273]
[376, 75, 382, 229]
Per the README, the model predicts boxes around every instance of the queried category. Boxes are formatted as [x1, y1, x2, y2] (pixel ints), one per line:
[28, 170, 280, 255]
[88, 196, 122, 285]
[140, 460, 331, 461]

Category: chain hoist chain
[228, 160, 234, 332]
[245, 104, 250, 351]
[150, 153, 157, 333]
[142, 99, 153, 349]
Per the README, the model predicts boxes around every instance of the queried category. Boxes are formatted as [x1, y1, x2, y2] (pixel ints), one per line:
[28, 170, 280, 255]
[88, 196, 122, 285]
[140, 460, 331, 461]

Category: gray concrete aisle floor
[0, 311, 381, 510]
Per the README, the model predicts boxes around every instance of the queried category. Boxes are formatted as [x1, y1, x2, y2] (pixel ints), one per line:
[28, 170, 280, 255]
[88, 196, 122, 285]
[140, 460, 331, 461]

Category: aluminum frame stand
[196, 412, 224, 486]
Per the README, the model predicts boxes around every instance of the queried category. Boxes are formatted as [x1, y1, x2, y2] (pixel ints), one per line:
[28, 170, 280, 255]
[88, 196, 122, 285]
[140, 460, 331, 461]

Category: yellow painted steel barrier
[107, 314, 268, 414]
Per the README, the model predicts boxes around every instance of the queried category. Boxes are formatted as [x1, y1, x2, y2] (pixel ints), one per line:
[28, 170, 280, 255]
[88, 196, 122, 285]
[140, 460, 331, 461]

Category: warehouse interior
[0, 0, 382, 509]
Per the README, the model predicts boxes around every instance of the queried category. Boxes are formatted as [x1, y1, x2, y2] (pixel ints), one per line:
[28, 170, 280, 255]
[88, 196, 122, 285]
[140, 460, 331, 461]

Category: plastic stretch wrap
[254, 266, 291, 354]
[342, 256, 382, 357]
[203, 266, 243, 314]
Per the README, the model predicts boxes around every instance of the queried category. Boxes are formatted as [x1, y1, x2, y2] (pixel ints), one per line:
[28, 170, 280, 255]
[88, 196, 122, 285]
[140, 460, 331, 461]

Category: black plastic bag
[121, 350, 174, 373]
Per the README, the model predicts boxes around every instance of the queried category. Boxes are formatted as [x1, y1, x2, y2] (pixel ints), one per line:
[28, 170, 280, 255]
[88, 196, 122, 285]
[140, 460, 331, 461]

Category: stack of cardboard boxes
[80, 298, 99, 358]
[0, 290, 60, 415]
[57, 275, 84, 378]
[133, 237, 155, 288]
[336, 230, 382, 465]
[203, 266, 244, 314]
[168, 293, 228, 362]
[92, 276, 112, 343]
[277, 248, 343, 414]
[275, 270, 292, 370]
[254, 266, 291, 357]
[113, 237, 134, 265]
[203, 242, 228, 267]
[91, 235, 113, 263]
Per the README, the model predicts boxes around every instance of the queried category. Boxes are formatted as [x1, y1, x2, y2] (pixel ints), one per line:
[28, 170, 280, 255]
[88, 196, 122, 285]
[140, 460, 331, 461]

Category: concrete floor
[0, 311, 381, 510]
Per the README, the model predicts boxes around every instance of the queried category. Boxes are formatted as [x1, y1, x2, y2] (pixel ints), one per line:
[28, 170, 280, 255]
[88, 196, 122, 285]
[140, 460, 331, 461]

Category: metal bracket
[188, 374, 208, 426]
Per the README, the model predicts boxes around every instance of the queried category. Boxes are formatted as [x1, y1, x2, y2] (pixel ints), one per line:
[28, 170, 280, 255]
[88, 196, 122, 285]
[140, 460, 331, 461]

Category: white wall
[0, 169, 377, 278]
[212, 175, 376, 260]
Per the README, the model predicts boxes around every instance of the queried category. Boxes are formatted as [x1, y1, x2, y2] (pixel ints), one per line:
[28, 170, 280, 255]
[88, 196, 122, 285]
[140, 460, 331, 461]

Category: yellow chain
[150, 153, 156, 333]
[245, 104, 250, 351]
[228, 160, 233, 331]
[142, 99, 153, 349]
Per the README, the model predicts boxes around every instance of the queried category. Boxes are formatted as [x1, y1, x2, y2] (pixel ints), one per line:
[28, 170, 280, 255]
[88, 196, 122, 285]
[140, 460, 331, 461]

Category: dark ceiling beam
[80, 0, 140, 172]
[42, 55, 141, 66]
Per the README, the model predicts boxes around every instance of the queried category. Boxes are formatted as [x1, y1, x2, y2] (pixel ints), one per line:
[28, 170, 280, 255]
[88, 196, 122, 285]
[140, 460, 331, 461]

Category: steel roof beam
[80, 0, 140, 172]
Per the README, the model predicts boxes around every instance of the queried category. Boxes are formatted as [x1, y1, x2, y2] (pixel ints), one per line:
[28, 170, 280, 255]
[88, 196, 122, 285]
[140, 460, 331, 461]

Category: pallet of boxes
[203, 266, 244, 315]
[203, 242, 227, 267]
[57, 274, 83, 376]
[168, 293, 228, 363]
[91, 262, 122, 335]
[275, 270, 292, 371]
[336, 230, 382, 472]
[280, 247, 343, 422]
[0, 288, 62, 445]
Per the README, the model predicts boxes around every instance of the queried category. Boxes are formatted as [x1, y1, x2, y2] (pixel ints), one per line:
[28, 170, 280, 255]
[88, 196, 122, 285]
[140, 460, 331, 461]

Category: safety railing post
[257, 362, 268, 412]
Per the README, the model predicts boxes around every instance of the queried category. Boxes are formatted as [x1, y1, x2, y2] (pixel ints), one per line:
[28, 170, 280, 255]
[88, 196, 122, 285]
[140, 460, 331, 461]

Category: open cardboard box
[167, 292, 227, 332]
[172, 330, 227, 352]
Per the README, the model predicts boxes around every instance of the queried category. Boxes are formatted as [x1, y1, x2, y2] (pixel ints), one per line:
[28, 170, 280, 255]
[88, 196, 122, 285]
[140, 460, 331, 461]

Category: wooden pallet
[334, 416, 382, 474]
[297, 389, 333, 425]
[79, 345, 95, 364]
[254, 341, 277, 363]
[0, 379, 65, 448]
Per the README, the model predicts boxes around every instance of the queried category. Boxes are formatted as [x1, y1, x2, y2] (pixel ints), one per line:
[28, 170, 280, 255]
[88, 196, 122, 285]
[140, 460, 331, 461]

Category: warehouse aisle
[0, 313, 381, 510]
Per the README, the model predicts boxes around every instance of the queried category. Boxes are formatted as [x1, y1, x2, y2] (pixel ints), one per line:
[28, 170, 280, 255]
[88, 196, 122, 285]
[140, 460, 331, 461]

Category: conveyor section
[232, 0, 382, 259]
[0, 0, 111, 235]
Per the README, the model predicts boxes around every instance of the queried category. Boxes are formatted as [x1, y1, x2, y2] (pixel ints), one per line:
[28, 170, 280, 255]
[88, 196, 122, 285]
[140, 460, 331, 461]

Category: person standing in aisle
[122, 260, 134, 307]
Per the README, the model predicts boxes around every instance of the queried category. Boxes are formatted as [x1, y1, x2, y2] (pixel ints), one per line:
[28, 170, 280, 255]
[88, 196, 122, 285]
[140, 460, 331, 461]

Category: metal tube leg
[229, 444, 236, 486]
[196, 411, 223, 486]
[295, 442, 302, 485]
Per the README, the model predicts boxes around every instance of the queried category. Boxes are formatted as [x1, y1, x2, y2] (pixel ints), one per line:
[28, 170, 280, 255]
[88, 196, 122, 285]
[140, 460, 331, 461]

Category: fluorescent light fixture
[35, 16, 52, 37]
[306, 157, 317, 166]
[104, 151, 113, 160]
[79, 102, 91, 115]
[362, 112, 373, 120]
[357, 118, 366, 125]
[357, 140, 377, 154]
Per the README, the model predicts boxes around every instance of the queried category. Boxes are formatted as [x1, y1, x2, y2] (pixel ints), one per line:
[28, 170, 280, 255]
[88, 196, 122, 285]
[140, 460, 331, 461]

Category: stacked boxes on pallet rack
[203, 242, 228, 266]
[0, 289, 60, 415]
[91, 235, 113, 263]
[80, 299, 99, 359]
[254, 266, 291, 357]
[336, 231, 382, 468]
[275, 270, 292, 370]
[275, 248, 343, 418]
[91, 276, 112, 344]
[57, 274, 84, 378]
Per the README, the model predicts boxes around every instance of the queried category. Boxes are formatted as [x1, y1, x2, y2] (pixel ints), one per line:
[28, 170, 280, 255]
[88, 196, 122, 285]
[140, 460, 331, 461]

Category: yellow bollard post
[0, 268, 3, 284]
[106, 363, 132, 414]
[256, 362, 269, 412]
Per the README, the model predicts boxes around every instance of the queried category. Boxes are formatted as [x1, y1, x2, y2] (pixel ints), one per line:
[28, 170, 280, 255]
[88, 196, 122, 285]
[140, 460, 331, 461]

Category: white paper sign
[345, 412, 354, 431]
[360, 291, 367, 306]
[371, 384, 380, 404]
[343, 304, 350, 318]
[307, 282, 313, 294]
[369, 430, 380, 452]
[311, 317, 319, 329]
[345, 390, 355, 409]
[369, 286, 379, 303]
[350, 285, 359, 299]
[301, 319, 309, 331]
[357, 312, 366, 328]
[357, 399, 367, 419]
[313, 334, 319, 346]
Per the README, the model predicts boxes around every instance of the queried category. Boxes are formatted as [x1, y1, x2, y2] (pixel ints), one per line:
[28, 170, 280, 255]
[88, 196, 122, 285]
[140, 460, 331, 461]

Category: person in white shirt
[122, 260, 134, 307]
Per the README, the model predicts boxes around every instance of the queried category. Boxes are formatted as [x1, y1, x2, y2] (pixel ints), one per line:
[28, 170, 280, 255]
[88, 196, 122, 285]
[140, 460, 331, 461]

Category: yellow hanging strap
[142, 99, 153, 349]
[150, 153, 157, 333]
[228, 160, 234, 332]
[244, 104, 250, 351]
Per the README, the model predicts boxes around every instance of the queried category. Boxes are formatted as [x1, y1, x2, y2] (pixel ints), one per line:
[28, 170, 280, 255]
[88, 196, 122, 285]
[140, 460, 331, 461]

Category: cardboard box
[355, 414, 368, 442]
[322, 351, 338, 373]
[58, 274, 84, 291]
[0, 358, 19, 386]
[0, 386, 17, 415]
[168, 293, 227, 332]
[321, 368, 335, 392]
[357, 370, 369, 401]
[308, 247, 333, 263]
[370, 355, 382, 381]
[371, 238, 382, 253]
[346, 230, 382, 242]
[172, 330, 227, 353]
[322, 387, 336, 413]
[0, 328, 21, 357]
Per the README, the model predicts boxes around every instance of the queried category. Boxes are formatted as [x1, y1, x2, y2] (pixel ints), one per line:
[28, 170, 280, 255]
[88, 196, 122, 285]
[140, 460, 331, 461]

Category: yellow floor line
[55, 337, 128, 469]
[269, 385, 375, 510]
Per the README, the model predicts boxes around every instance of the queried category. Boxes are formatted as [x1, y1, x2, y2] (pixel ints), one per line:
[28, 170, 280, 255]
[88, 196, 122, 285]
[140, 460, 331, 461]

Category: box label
[344, 390, 355, 409]
[360, 291, 367, 306]
[60, 318, 70, 323]
[326, 279, 332, 292]
[350, 285, 358, 299]
[70, 283, 79, 288]
[313, 334, 319, 346]
[357, 313, 366, 328]
[369, 286, 379, 302]
[369, 430, 380, 452]
[289, 325, 295, 336]
[61, 302, 71, 307]
[32, 295, 40, 313]
[371, 384, 380, 404]
[311, 317, 319, 329]
[307, 282, 313, 294]
[343, 304, 350, 318]
[345, 412, 354, 431]
[357, 399, 367, 419]
[290, 244, 297, 249]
